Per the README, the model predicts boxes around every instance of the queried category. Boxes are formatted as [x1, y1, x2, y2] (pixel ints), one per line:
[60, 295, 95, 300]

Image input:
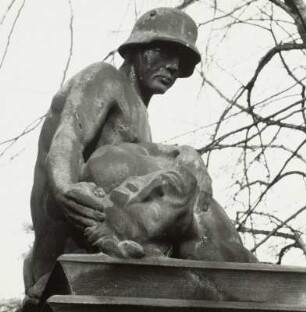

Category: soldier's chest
[99, 95, 152, 145]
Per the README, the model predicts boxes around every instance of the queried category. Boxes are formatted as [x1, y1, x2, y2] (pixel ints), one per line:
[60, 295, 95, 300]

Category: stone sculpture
[81, 142, 256, 262]
[22, 7, 257, 311]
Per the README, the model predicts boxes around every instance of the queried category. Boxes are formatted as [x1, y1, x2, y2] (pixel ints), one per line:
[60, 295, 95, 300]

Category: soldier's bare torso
[48, 62, 151, 151]
[27, 62, 152, 290]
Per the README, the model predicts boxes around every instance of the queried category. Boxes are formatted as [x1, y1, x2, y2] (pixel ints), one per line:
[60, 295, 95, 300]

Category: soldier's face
[134, 43, 181, 94]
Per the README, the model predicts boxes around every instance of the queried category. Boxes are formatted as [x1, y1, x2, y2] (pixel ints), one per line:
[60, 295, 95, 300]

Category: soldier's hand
[57, 182, 107, 229]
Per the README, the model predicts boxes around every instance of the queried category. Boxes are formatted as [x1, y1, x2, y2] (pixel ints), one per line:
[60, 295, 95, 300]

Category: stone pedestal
[41, 254, 306, 312]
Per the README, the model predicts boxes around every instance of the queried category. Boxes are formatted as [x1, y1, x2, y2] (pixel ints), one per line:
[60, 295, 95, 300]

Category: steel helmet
[118, 7, 201, 78]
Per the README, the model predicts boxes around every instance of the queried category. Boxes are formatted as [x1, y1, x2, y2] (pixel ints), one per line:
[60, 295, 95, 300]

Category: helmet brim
[118, 37, 201, 78]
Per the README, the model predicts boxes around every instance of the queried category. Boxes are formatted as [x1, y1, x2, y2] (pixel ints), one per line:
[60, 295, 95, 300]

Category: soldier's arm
[46, 63, 119, 229]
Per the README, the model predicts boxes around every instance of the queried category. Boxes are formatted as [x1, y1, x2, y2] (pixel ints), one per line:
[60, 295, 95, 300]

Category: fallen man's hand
[84, 225, 145, 258]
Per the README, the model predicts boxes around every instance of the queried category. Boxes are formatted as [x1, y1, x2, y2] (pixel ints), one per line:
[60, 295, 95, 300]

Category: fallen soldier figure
[80, 142, 257, 263]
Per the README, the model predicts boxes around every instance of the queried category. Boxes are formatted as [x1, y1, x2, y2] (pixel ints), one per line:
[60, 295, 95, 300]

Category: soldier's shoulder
[71, 62, 121, 84]
[51, 63, 121, 113]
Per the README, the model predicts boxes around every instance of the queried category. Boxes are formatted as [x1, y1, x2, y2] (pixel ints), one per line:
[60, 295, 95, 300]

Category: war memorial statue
[22, 7, 258, 311]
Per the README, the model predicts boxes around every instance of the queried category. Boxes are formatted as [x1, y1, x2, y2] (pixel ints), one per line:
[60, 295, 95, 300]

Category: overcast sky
[0, 0, 305, 299]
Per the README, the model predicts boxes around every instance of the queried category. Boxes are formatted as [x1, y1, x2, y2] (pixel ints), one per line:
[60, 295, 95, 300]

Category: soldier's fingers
[65, 211, 97, 229]
[65, 189, 105, 211]
[64, 198, 105, 222]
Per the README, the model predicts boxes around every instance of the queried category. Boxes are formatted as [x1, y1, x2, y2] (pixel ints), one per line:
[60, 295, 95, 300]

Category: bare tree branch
[285, 0, 306, 43]
[269, 0, 294, 17]
[250, 205, 306, 252]
[239, 225, 301, 240]
[237, 139, 306, 226]
[295, 231, 306, 256]
[102, 49, 117, 62]
[277, 242, 298, 264]
[0, 115, 45, 156]
[176, 0, 199, 10]
[60, 0, 74, 87]
[246, 42, 306, 92]
[0, 0, 17, 25]
[198, 1, 256, 28]
[0, 0, 25, 71]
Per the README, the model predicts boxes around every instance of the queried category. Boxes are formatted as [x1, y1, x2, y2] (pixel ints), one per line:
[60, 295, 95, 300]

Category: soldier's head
[119, 8, 201, 95]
